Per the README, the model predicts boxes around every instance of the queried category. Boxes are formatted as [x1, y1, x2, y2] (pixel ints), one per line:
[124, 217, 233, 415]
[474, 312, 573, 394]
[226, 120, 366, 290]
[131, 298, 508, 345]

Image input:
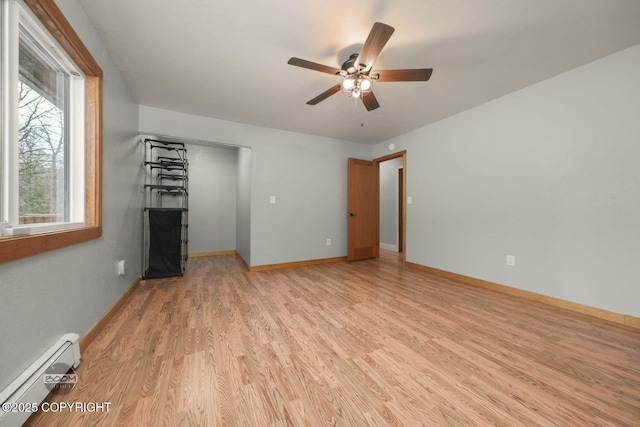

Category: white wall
[0, 0, 141, 391]
[374, 44, 640, 317]
[139, 106, 372, 266]
[379, 157, 403, 250]
[187, 144, 237, 254]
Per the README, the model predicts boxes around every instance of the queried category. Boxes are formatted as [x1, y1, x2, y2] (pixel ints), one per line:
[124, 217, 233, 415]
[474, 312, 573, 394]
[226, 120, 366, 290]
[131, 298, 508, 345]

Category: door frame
[398, 167, 404, 253]
[374, 150, 407, 257]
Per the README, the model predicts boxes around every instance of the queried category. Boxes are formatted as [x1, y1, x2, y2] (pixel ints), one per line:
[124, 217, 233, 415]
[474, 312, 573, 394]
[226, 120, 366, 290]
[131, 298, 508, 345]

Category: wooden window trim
[0, 0, 103, 264]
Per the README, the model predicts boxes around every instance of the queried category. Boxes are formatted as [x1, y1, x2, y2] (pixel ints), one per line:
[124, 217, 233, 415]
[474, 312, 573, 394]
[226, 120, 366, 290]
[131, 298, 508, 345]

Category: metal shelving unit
[142, 138, 189, 278]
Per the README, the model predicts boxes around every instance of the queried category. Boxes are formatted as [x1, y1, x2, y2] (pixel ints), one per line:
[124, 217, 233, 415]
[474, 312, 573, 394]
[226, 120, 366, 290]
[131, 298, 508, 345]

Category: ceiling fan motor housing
[341, 53, 363, 74]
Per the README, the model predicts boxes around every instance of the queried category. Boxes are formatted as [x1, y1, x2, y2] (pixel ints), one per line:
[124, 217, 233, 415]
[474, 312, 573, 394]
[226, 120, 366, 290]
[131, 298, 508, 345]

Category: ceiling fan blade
[362, 91, 380, 111]
[374, 68, 433, 82]
[288, 57, 341, 75]
[307, 84, 342, 105]
[356, 22, 395, 72]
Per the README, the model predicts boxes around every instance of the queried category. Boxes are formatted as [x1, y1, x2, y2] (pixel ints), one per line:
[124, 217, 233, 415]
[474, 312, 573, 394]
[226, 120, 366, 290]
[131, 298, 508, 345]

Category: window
[19, 33, 71, 226]
[0, 0, 102, 263]
[10, 9, 85, 233]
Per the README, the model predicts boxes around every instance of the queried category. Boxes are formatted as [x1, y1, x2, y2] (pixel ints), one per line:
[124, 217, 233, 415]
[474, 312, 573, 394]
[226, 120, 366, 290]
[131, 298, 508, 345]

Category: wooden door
[347, 158, 379, 261]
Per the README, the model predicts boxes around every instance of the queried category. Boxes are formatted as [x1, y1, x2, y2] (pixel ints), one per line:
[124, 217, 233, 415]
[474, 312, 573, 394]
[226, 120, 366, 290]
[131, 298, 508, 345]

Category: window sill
[2, 222, 86, 236]
[0, 225, 102, 264]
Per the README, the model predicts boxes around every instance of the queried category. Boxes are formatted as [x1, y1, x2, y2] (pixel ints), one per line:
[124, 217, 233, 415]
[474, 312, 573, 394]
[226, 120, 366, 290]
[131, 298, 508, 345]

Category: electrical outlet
[117, 260, 125, 275]
[326, 238, 332, 246]
[506, 255, 515, 266]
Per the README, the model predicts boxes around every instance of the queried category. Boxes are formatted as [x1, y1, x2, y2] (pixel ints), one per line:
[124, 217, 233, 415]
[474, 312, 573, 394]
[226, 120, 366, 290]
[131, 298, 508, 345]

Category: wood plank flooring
[26, 252, 640, 426]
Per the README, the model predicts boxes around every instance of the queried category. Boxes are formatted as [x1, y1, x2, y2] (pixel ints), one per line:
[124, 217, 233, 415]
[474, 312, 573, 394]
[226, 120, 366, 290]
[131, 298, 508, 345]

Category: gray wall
[139, 106, 372, 267]
[374, 44, 640, 317]
[186, 144, 237, 254]
[379, 157, 403, 250]
[0, 0, 141, 391]
[236, 147, 252, 263]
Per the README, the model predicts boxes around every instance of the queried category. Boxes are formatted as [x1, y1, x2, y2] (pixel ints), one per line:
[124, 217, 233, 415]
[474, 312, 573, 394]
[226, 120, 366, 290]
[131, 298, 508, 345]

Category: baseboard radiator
[0, 333, 81, 427]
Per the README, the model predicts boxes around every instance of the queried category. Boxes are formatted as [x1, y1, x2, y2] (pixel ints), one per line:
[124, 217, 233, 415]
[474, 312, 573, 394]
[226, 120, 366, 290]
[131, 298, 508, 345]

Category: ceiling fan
[287, 22, 433, 111]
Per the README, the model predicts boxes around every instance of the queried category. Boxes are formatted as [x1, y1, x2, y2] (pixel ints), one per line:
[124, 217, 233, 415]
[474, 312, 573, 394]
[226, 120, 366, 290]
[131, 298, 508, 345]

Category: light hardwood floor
[26, 252, 640, 426]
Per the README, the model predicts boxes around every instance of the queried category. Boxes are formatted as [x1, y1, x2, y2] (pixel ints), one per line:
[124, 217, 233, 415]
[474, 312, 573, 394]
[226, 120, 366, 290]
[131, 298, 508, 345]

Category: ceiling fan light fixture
[342, 77, 355, 90]
[341, 74, 372, 100]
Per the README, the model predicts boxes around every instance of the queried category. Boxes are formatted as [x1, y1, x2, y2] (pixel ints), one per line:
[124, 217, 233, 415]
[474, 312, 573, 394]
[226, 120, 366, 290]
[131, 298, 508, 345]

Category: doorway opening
[376, 151, 406, 258]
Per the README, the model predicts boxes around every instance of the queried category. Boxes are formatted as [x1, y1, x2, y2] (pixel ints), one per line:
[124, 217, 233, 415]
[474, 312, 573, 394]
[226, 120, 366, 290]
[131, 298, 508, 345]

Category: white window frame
[1, 0, 85, 236]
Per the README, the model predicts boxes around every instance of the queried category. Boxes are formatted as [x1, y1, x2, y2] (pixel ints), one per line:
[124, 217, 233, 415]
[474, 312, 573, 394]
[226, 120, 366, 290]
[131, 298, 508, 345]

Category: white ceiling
[78, 0, 640, 144]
